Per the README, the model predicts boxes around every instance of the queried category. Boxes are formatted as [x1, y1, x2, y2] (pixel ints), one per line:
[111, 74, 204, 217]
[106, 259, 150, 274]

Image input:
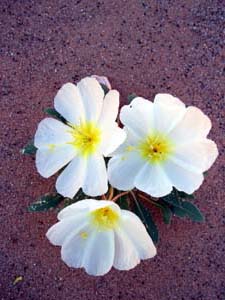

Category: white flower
[46, 199, 156, 276]
[34, 77, 126, 198]
[108, 94, 218, 197]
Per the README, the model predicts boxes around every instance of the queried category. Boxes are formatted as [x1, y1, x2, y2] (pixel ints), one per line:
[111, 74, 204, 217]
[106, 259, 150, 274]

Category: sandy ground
[0, 0, 225, 299]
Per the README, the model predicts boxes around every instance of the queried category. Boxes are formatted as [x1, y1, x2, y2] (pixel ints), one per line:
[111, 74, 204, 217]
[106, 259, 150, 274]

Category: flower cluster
[24, 76, 218, 276]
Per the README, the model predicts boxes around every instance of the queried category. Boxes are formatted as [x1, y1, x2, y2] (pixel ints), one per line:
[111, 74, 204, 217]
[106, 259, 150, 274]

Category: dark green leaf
[176, 190, 194, 200]
[162, 191, 181, 207]
[21, 140, 37, 155]
[44, 108, 66, 122]
[100, 83, 109, 95]
[28, 193, 63, 212]
[148, 198, 172, 224]
[157, 201, 172, 224]
[63, 189, 87, 207]
[171, 206, 187, 218]
[127, 93, 137, 103]
[117, 196, 129, 210]
[162, 192, 204, 222]
[180, 201, 205, 222]
[133, 199, 159, 243]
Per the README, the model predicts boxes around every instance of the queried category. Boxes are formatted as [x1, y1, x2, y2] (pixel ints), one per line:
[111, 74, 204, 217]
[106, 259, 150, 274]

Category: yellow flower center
[138, 132, 174, 164]
[90, 206, 119, 230]
[69, 122, 101, 157]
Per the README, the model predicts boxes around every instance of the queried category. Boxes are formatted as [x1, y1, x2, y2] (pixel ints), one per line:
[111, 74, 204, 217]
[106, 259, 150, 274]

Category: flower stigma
[69, 122, 101, 157]
[90, 206, 120, 230]
[138, 132, 174, 164]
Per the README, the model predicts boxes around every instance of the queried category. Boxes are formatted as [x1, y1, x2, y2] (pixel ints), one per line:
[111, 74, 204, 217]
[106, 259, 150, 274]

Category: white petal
[58, 199, 99, 220]
[54, 83, 85, 124]
[121, 210, 156, 259]
[101, 124, 127, 156]
[46, 214, 87, 246]
[120, 97, 154, 139]
[98, 90, 120, 127]
[134, 163, 172, 197]
[169, 106, 212, 143]
[56, 155, 87, 198]
[83, 154, 108, 196]
[171, 139, 218, 173]
[82, 230, 115, 276]
[153, 93, 186, 133]
[113, 227, 140, 270]
[58, 200, 120, 220]
[109, 127, 139, 156]
[35, 145, 76, 178]
[77, 77, 104, 121]
[108, 152, 144, 191]
[61, 224, 93, 269]
[34, 118, 72, 148]
[163, 160, 204, 194]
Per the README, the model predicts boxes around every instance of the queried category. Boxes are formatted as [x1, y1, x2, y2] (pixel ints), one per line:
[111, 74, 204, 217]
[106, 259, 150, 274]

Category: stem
[130, 191, 146, 221]
[138, 193, 162, 208]
[111, 191, 129, 202]
[108, 186, 114, 200]
[101, 194, 107, 200]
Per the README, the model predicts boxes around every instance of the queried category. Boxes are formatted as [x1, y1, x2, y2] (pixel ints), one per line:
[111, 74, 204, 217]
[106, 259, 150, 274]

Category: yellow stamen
[138, 132, 174, 164]
[68, 122, 101, 157]
[80, 231, 88, 239]
[90, 206, 119, 230]
[48, 144, 56, 152]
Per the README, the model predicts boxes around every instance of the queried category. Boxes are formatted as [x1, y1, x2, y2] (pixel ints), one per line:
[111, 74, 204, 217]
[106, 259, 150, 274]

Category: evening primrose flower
[34, 77, 126, 198]
[46, 199, 156, 276]
[108, 94, 218, 197]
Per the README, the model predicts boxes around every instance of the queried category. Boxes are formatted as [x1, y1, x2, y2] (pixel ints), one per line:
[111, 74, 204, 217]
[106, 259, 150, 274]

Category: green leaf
[127, 93, 137, 103]
[28, 193, 63, 212]
[133, 198, 159, 243]
[44, 108, 66, 122]
[176, 190, 194, 200]
[63, 189, 87, 207]
[162, 191, 204, 222]
[100, 83, 109, 95]
[162, 191, 181, 207]
[180, 201, 204, 222]
[117, 196, 129, 210]
[171, 206, 187, 218]
[148, 198, 172, 224]
[21, 140, 37, 155]
[157, 201, 172, 224]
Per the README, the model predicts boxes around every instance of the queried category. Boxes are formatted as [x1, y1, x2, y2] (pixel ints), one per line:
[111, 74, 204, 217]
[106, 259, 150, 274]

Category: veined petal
[82, 230, 115, 276]
[56, 155, 87, 198]
[77, 77, 104, 121]
[120, 97, 154, 139]
[163, 160, 204, 194]
[98, 90, 120, 127]
[61, 224, 93, 269]
[108, 152, 145, 191]
[153, 93, 186, 133]
[121, 210, 156, 259]
[35, 145, 76, 178]
[110, 127, 139, 156]
[83, 154, 108, 196]
[134, 163, 172, 197]
[46, 214, 87, 246]
[169, 106, 212, 143]
[54, 83, 85, 124]
[171, 139, 218, 173]
[34, 118, 72, 148]
[113, 227, 140, 270]
[101, 124, 126, 156]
